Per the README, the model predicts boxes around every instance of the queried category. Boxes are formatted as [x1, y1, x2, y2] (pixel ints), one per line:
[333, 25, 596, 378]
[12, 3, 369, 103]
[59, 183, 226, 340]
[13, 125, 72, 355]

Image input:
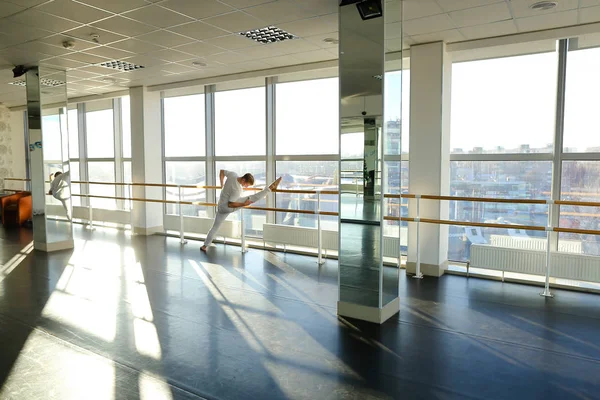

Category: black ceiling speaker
[356, 0, 383, 20]
[12, 65, 28, 78]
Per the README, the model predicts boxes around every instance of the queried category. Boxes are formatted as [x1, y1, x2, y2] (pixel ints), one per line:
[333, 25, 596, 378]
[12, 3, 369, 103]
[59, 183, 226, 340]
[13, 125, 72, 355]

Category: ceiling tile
[63, 26, 126, 46]
[218, 0, 273, 8]
[295, 0, 338, 16]
[110, 38, 164, 54]
[580, 5, 600, 23]
[41, 56, 89, 69]
[278, 13, 338, 37]
[160, 63, 196, 74]
[302, 32, 339, 49]
[67, 69, 103, 79]
[459, 19, 518, 40]
[39, 34, 98, 52]
[66, 51, 110, 64]
[511, 0, 579, 18]
[174, 41, 223, 57]
[403, 14, 456, 36]
[123, 5, 194, 29]
[435, 0, 500, 13]
[449, 2, 512, 27]
[209, 51, 253, 64]
[262, 54, 300, 67]
[516, 9, 578, 31]
[581, 0, 600, 7]
[121, 54, 168, 67]
[291, 49, 335, 64]
[12, 41, 74, 57]
[168, 21, 230, 40]
[0, 1, 24, 18]
[38, 0, 112, 24]
[91, 16, 157, 37]
[0, 47, 47, 65]
[229, 59, 270, 72]
[85, 45, 134, 60]
[0, 20, 52, 42]
[2, 0, 48, 7]
[403, 0, 444, 21]
[236, 44, 286, 59]
[267, 38, 322, 55]
[75, 65, 117, 75]
[244, 0, 319, 25]
[161, 0, 234, 19]
[203, 34, 261, 50]
[203, 11, 266, 33]
[7, 9, 82, 33]
[144, 48, 194, 62]
[76, 0, 148, 14]
[0, 32, 27, 49]
[137, 30, 196, 47]
[411, 29, 466, 44]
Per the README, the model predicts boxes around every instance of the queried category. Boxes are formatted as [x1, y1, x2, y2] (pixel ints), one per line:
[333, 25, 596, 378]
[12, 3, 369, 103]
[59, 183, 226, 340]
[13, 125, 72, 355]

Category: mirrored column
[26, 66, 73, 252]
[338, 0, 402, 324]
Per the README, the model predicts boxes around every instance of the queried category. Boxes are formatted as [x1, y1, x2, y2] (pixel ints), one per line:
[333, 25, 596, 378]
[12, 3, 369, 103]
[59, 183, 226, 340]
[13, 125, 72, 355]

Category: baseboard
[406, 260, 448, 277]
[337, 297, 400, 324]
[133, 226, 163, 236]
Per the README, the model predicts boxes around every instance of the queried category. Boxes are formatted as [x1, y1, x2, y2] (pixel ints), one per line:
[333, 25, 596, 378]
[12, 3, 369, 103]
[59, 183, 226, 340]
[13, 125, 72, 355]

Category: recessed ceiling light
[192, 61, 207, 67]
[8, 78, 65, 87]
[239, 26, 297, 44]
[98, 60, 145, 71]
[372, 74, 382, 80]
[530, 1, 557, 11]
[102, 77, 116, 83]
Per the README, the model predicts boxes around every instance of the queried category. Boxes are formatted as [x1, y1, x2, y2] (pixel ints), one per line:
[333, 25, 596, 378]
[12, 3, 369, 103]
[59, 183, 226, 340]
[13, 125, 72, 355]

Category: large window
[448, 161, 552, 261]
[451, 53, 557, 154]
[68, 109, 79, 158]
[215, 87, 265, 156]
[165, 162, 207, 217]
[121, 96, 131, 159]
[276, 78, 338, 155]
[86, 109, 114, 158]
[88, 162, 116, 209]
[563, 47, 600, 153]
[164, 95, 205, 157]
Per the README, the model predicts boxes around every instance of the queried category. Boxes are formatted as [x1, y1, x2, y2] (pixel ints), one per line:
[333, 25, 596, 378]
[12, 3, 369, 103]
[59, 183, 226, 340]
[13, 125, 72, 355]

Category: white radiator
[263, 224, 405, 257]
[164, 215, 240, 238]
[489, 235, 582, 253]
[470, 245, 600, 283]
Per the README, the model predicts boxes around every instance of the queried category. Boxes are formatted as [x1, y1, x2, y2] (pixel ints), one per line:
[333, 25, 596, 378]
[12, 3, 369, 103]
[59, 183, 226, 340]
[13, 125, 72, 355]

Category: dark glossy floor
[1, 225, 599, 400]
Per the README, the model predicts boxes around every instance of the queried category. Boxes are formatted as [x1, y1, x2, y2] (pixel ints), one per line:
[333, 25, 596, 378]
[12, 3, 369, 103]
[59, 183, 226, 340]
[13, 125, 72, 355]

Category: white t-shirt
[51, 171, 70, 200]
[218, 170, 242, 212]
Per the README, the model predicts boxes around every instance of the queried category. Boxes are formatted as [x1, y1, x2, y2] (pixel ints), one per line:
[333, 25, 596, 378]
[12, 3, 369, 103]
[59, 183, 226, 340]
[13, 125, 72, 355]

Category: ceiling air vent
[8, 78, 66, 87]
[239, 26, 297, 44]
[98, 60, 145, 71]
[530, 1, 557, 11]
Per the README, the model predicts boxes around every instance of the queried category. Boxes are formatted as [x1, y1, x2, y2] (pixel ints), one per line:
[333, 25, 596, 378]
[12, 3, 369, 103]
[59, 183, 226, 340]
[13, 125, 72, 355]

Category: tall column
[26, 66, 74, 252]
[130, 86, 163, 235]
[337, 0, 402, 324]
[407, 42, 452, 277]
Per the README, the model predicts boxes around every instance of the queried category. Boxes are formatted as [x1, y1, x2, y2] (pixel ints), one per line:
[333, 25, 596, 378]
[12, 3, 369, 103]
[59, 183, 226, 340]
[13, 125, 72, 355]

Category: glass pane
[448, 161, 552, 262]
[384, 70, 409, 155]
[560, 161, 600, 255]
[165, 161, 207, 217]
[123, 161, 131, 210]
[215, 161, 266, 237]
[71, 161, 81, 207]
[68, 109, 78, 158]
[383, 161, 409, 253]
[88, 161, 116, 209]
[215, 87, 265, 156]
[164, 95, 205, 157]
[44, 162, 63, 206]
[276, 78, 339, 155]
[275, 161, 338, 230]
[451, 53, 557, 154]
[563, 47, 600, 152]
[86, 109, 115, 158]
[121, 96, 131, 158]
[42, 115, 62, 161]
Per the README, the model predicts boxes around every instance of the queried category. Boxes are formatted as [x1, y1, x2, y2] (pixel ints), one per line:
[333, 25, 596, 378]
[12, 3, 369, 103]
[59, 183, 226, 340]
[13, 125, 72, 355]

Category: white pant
[55, 196, 72, 221]
[204, 186, 270, 247]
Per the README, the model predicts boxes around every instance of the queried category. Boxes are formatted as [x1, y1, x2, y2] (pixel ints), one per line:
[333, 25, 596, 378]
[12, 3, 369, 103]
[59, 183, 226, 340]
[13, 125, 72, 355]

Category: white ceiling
[0, 0, 599, 106]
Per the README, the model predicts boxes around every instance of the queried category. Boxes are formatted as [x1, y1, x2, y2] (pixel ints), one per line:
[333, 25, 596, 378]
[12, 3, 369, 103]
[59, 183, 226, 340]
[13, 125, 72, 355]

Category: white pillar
[130, 86, 163, 235]
[407, 42, 451, 277]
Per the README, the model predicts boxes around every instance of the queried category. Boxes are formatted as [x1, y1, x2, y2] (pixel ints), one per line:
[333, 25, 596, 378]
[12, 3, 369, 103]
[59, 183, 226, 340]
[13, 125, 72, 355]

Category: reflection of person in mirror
[48, 171, 72, 222]
[201, 170, 282, 252]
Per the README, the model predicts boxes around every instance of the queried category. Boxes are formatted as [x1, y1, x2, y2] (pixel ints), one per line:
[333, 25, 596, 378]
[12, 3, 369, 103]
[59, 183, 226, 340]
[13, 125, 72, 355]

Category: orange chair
[1, 192, 32, 226]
